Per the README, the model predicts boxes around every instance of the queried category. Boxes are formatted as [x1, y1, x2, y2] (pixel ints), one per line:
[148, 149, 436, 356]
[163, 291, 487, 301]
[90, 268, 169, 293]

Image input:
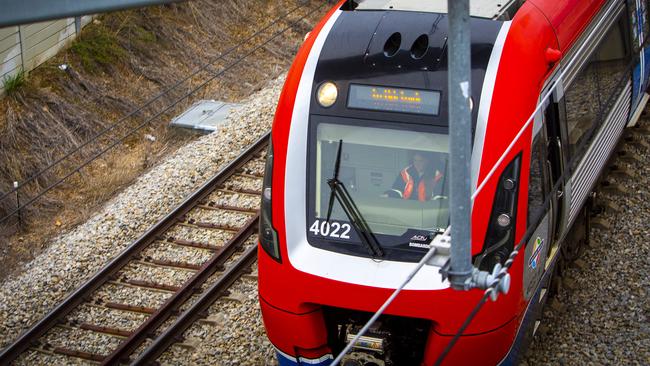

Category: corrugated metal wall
[0, 16, 93, 95]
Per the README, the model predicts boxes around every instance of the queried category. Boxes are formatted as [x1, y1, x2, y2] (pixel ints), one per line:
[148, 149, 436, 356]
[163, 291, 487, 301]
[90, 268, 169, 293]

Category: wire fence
[0, 1, 328, 228]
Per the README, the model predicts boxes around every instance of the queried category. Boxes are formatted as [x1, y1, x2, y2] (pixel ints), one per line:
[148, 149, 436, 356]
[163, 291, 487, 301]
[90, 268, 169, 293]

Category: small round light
[317, 82, 338, 107]
[263, 187, 272, 201]
[503, 179, 515, 190]
[497, 214, 511, 227]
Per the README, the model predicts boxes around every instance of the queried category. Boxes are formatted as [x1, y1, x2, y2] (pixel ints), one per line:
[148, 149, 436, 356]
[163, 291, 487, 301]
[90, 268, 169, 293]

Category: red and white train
[258, 0, 650, 365]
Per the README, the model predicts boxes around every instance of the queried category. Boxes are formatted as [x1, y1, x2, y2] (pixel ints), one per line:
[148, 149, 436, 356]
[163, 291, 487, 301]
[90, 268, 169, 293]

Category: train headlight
[260, 138, 281, 262]
[497, 214, 511, 227]
[317, 82, 338, 107]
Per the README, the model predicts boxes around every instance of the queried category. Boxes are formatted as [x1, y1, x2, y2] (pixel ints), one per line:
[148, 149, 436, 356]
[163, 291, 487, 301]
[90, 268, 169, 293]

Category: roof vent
[411, 34, 429, 59]
[383, 32, 401, 57]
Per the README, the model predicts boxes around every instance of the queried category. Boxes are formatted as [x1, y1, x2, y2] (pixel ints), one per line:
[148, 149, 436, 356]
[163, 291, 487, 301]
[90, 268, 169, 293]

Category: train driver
[383, 151, 445, 202]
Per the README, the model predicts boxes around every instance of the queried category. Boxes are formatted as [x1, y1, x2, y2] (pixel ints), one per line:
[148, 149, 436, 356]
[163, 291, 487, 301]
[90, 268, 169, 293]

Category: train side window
[565, 14, 630, 168]
[563, 55, 601, 161]
[593, 17, 630, 106]
[527, 134, 545, 229]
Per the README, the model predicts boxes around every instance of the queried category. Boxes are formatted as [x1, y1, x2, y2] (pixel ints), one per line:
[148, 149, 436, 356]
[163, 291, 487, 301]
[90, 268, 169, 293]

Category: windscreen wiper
[325, 140, 384, 257]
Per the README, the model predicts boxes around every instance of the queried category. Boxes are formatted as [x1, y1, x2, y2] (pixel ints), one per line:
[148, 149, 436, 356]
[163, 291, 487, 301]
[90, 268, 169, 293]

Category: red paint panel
[258, 242, 524, 335]
[259, 296, 330, 356]
[472, 2, 559, 255]
[530, 0, 607, 52]
[421, 315, 520, 366]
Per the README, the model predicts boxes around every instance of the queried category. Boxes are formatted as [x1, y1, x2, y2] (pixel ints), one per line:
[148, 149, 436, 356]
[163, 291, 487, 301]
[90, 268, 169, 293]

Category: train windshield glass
[307, 119, 450, 261]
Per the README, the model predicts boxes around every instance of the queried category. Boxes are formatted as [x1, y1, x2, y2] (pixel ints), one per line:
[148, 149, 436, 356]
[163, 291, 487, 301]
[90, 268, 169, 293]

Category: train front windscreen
[306, 117, 450, 262]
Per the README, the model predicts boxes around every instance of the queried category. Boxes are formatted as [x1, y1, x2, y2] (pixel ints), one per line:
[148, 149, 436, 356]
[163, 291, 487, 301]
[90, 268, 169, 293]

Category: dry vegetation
[0, 0, 325, 280]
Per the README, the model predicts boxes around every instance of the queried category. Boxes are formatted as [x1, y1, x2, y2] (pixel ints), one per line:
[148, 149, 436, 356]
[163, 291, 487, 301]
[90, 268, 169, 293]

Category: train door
[523, 105, 554, 302]
[543, 85, 570, 247]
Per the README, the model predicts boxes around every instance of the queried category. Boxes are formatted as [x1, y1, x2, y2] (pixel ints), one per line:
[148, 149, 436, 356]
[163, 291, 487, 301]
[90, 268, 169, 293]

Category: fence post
[14, 181, 22, 229]
[74, 16, 82, 36]
[17, 26, 25, 74]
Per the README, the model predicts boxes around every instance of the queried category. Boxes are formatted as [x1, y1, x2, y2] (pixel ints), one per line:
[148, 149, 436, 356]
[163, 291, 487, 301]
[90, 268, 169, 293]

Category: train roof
[353, 0, 520, 19]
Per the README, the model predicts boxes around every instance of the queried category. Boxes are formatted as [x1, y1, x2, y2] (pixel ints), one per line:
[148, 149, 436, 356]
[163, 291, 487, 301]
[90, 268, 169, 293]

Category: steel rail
[0, 132, 270, 364]
[132, 245, 258, 365]
[103, 214, 259, 365]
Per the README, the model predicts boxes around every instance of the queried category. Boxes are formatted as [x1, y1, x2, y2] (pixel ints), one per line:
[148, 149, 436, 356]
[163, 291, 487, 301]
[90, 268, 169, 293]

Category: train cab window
[306, 118, 449, 262]
[564, 14, 630, 168]
[527, 134, 545, 228]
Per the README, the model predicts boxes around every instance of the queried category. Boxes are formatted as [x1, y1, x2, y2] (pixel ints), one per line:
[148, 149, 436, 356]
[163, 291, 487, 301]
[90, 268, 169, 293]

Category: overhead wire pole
[446, 0, 474, 290]
[444, 0, 510, 294]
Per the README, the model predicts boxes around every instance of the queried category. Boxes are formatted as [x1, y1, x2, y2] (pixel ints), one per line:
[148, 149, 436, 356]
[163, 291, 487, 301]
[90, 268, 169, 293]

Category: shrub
[2, 71, 26, 96]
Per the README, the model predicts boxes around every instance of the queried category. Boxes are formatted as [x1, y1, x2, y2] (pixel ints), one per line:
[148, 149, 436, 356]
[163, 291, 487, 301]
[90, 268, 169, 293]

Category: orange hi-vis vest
[400, 167, 444, 202]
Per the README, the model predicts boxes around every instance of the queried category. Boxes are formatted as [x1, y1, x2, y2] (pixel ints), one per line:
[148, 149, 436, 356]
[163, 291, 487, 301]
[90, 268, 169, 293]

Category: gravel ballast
[0, 76, 284, 350]
[524, 124, 650, 365]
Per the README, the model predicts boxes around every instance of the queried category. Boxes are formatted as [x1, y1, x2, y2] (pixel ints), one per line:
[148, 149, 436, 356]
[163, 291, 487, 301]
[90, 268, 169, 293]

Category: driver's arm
[383, 173, 405, 198]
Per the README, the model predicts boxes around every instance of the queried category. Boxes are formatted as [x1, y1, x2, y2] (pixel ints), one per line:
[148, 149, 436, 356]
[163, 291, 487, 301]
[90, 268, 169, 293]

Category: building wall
[0, 16, 93, 95]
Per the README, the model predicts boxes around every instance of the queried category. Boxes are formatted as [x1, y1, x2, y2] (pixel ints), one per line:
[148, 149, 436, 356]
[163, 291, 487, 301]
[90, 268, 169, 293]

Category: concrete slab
[170, 100, 240, 132]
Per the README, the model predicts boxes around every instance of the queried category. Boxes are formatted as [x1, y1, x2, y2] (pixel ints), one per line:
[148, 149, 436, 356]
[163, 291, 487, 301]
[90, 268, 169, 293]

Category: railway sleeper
[121, 279, 181, 292]
[598, 180, 630, 195]
[222, 291, 246, 303]
[176, 340, 198, 351]
[190, 219, 241, 232]
[198, 313, 226, 326]
[200, 202, 258, 214]
[563, 278, 578, 292]
[624, 133, 650, 149]
[143, 257, 203, 271]
[572, 258, 588, 271]
[632, 123, 650, 134]
[166, 237, 221, 251]
[615, 149, 644, 164]
[607, 164, 636, 180]
[590, 217, 612, 231]
[53, 347, 106, 362]
[78, 323, 132, 338]
[104, 302, 157, 315]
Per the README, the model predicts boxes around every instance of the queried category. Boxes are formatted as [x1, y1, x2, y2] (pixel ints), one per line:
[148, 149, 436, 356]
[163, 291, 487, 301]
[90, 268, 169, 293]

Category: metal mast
[446, 0, 474, 290]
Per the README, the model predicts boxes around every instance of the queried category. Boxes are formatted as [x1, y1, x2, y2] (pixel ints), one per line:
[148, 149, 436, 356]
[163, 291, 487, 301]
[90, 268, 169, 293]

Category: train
[257, 0, 650, 365]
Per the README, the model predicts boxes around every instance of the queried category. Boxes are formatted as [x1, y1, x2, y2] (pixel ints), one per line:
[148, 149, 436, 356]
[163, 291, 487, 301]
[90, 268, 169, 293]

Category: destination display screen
[347, 84, 441, 115]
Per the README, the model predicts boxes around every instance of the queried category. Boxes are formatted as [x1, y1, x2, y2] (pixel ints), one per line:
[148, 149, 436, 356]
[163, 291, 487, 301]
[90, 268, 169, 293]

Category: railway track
[1, 116, 647, 365]
[0, 133, 270, 365]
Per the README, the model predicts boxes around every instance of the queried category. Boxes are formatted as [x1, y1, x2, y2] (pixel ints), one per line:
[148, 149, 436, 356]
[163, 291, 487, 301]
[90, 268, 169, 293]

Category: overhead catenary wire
[0, 2, 327, 226]
[0, 1, 311, 207]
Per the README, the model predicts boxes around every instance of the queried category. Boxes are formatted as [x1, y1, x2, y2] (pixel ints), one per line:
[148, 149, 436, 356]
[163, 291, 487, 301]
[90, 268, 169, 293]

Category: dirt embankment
[0, 0, 324, 280]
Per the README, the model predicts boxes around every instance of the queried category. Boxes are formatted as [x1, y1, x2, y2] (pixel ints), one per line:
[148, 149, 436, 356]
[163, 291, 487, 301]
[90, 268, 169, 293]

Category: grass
[71, 25, 127, 74]
[2, 71, 26, 96]
[133, 25, 157, 44]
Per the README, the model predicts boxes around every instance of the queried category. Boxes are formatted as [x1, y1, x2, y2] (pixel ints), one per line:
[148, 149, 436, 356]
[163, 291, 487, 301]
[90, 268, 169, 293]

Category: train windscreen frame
[306, 115, 450, 262]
